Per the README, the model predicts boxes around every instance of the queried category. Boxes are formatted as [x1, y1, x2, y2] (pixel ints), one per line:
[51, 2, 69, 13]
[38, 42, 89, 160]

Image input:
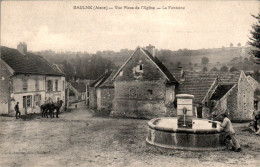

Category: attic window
[147, 90, 153, 95]
[139, 65, 143, 71]
[135, 64, 143, 73]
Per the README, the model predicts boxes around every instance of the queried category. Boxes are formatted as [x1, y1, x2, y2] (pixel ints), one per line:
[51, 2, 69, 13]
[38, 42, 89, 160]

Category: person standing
[15, 102, 21, 119]
[252, 108, 259, 133]
[220, 113, 242, 152]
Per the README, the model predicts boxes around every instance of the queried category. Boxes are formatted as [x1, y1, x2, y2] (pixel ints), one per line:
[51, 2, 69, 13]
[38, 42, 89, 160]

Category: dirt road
[0, 102, 259, 167]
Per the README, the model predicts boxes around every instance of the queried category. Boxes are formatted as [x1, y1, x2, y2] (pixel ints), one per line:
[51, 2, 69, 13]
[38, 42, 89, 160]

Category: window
[55, 80, 58, 91]
[129, 87, 137, 98]
[34, 94, 41, 106]
[63, 81, 65, 91]
[135, 64, 143, 72]
[22, 79, 28, 91]
[35, 79, 39, 90]
[87, 85, 90, 97]
[47, 80, 53, 91]
[23, 95, 32, 108]
[147, 89, 153, 95]
[23, 96, 26, 108]
[139, 65, 143, 71]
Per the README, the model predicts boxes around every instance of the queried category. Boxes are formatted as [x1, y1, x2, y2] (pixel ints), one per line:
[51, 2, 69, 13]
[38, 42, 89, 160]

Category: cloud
[27, 26, 74, 51]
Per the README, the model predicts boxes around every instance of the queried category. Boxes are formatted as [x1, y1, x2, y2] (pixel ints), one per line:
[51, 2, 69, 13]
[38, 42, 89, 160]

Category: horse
[53, 100, 63, 118]
[40, 100, 63, 118]
[40, 103, 55, 118]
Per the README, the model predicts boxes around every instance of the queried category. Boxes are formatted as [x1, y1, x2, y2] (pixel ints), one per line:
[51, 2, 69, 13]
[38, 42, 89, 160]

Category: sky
[1, 1, 259, 53]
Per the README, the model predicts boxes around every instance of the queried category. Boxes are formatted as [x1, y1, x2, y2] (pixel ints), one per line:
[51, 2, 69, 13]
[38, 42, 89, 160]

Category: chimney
[178, 66, 185, 82]
[146, 44, 155, 57]
[17, 42, 27, 55]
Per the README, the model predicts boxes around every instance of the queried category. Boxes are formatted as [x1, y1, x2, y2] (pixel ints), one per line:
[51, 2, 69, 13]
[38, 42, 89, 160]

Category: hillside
[34, 46, 259, 81]
[107, 46, 252, 71]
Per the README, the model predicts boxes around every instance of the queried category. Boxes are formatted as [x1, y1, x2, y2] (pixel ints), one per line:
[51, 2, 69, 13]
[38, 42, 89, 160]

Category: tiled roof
[168, 68, 184, 81]
[176, 72, 241, 104]
[176, 73, 217, 104]
[99, 70, 118, 88]
[70, 81, 86, 92]
[90, 70, 113, 88]
[210, 84, 234, 100]
[0, 46, 64, 76]
[142, 48, 178, 83]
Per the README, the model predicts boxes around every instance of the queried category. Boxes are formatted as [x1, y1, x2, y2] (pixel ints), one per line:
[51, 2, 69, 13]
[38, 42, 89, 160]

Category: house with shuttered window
[0, 43, 66, 115]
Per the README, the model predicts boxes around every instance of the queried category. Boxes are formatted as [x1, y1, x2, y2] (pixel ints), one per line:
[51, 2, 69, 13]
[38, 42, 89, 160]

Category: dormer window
[135, 64, 143, 73]
[139, 64, 143, 71]
[147, 89, 153, 95]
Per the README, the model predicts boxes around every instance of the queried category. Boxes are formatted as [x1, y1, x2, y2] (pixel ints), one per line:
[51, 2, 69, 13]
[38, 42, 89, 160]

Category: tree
[248, 12, 260, 64]
[230, 66, 239, 72]
[201, 57, 209, 65]
[202, 67, 208, 72]
[220, 65, 228, 72]
[237, 43, 241, 47]
[210, 67, 219, 72]
[230, 43, 233, 47]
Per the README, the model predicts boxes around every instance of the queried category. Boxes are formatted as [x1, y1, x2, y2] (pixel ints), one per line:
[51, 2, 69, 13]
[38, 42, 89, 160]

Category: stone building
[88, 70, 114, 110]
[87, 45, 260, 121]
[68, 81, 87, 102]
[202, 71, 260, 122]
[111, 45, 178, 118]
[0, 44, 66, 115]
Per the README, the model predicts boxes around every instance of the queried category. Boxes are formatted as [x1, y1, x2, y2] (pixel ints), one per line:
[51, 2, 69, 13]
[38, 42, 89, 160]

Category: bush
[201, 57, 209, 65]
[220, 65, 228, 72]
[230, 66, 239, 72]
[202, 67, 208, 72]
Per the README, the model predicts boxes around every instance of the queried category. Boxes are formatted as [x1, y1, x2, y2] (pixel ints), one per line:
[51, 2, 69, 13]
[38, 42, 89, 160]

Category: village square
[1, 1, 260, 167]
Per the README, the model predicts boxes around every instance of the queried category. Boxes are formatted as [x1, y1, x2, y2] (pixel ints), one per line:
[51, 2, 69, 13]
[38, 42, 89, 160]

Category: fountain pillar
[176, 94, 194, 128]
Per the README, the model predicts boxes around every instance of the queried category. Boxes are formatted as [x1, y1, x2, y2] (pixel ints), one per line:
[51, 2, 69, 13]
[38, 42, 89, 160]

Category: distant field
[108, 47, 249, 69]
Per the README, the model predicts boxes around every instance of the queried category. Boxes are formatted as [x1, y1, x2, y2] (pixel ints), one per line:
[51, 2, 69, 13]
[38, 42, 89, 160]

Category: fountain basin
[146, 117, 226, 151]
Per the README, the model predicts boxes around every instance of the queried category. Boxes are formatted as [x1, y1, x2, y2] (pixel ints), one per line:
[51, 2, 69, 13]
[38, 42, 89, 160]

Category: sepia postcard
[0, 0, 260, 167]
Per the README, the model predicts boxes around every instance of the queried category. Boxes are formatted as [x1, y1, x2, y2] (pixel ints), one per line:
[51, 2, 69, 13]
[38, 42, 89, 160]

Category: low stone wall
[112, 98, 166, 119]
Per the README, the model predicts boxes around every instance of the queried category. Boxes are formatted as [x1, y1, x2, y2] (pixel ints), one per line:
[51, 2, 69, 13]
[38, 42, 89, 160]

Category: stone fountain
[146, 94, 225, 151]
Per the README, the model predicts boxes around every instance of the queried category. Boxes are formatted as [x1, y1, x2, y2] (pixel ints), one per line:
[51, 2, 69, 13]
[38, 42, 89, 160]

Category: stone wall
[89, 87, 97, 109]
[112, 48, 177, 118]
[0, 60, 12, 114]
[112, 98, 166, 118]
[115, 49, 168, 82]
[97, 87, 114, 110]
[202, 84, 238, 121]
[113, 80, 169, 118]
[236, 73, 254, 121]
[227, 85, 238, 121]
